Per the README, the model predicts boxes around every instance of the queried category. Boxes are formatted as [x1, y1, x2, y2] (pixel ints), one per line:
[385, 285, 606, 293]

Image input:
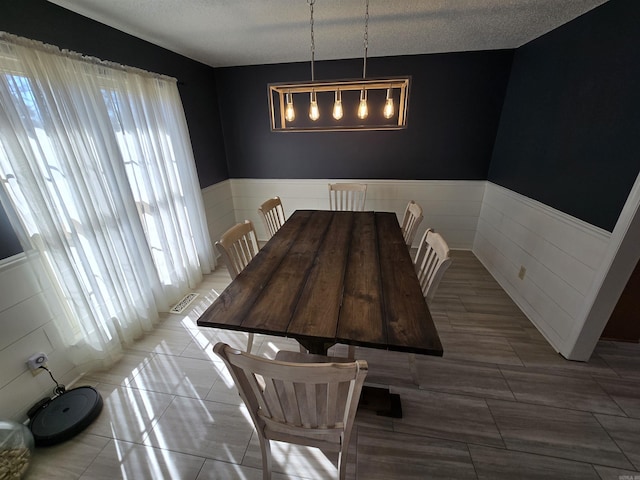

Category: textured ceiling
[48, 0, 608, 68]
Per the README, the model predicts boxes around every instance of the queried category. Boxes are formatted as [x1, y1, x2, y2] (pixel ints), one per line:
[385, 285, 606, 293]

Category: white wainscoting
[0, 177, 619, 420]
[473, 182, 611, 356]
[0, 254, 78, 420]
[201, 179, 236, 252]
[225, 178, 486, 249]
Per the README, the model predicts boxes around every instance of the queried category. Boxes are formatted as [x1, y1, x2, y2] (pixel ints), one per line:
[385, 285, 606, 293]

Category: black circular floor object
[29, 386, 103, 446]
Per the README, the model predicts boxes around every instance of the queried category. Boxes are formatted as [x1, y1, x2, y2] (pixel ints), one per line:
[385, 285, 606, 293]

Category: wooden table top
[197, 210, 443, 357]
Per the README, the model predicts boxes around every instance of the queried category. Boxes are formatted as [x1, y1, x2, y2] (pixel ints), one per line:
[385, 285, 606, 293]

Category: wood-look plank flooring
[24, 250, 640, 479]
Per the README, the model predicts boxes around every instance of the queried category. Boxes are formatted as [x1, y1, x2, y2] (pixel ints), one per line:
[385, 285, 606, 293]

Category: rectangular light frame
[268, 76, 410, 132]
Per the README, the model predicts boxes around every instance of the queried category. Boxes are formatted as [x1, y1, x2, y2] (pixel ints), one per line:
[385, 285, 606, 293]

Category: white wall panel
[0, 252, 81, 420]
[0, 370, 60, 420]
[228, 179, 484, 249]
[201, 179, 236, 249]
[0, 328, 52, 388]
[0, 255, 41, 312]
[473, 183, 611, 355]
[0, 292, 53, 351]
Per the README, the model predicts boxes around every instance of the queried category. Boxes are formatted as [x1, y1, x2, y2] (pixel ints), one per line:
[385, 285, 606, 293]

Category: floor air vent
[169, 293, 199, 314]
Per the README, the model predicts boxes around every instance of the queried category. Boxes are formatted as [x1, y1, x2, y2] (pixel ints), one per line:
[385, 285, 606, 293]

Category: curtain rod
[0, 31, 178, 84]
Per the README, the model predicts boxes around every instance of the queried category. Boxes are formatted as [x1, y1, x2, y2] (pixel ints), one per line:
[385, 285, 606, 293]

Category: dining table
[197, 209, 443, 417]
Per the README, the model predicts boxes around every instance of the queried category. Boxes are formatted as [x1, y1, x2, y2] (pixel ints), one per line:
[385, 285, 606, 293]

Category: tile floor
[24, 250, 640, 479]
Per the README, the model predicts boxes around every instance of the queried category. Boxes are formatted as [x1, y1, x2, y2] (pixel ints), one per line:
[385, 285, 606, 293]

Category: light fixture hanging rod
[362, 0, 369, 80]
[309, 0, 315, 82]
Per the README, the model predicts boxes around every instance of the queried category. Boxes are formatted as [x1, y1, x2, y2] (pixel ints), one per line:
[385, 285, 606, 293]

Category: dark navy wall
[489, 0, 640, 232]
[0, 205, 21, 258]
[216, 51, 513, 179]
[0, 0, 229, 258]
[2, 0, 636, 261]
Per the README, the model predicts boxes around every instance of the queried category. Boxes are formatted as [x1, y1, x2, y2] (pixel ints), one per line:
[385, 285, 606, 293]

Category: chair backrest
[215, 220, 259, 280]
[214, 343, 368, 480]
[401, 200, 424, 247]
[414, 229, 452, 303]
[258, 196, 286, 239]
[328, 183, 367, 211]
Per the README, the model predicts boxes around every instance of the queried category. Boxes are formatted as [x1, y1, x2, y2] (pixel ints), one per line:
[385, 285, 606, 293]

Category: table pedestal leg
[297, 338, 336, 355]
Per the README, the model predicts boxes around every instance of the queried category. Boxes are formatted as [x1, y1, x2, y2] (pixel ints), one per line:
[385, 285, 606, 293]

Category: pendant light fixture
[268, 0, 411, 132]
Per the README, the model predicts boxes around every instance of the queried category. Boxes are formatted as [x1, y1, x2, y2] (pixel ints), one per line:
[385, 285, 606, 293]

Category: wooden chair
[414, 229, 452, 303]
[409, 229, 452, 385]
[258, 196, 286, 239]
[328, 183, 367, 211]
[215, 220, 259, 352]
[400, 200, 424, 247]
[213, 343, 368, 480]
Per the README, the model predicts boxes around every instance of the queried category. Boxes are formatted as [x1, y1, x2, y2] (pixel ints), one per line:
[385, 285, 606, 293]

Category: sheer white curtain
[0, 33, 215, 369]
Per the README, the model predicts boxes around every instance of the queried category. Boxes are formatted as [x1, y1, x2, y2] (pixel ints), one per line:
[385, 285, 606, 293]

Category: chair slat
[263, 376, 287, 423]
[281, 380, 302, 425]
[304, 382, 318, 428]
[247, 371, 274, 419]
[316, 383, 329, 429]
[326, 381, 340, 430]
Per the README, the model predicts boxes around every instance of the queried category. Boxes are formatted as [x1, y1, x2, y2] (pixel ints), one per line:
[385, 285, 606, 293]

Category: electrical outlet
[27, 352, 49, 375]
[518, 266, 526, 280]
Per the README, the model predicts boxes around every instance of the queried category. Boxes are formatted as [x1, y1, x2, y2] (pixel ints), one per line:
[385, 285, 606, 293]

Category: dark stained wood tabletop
[197, 210, 443, 357]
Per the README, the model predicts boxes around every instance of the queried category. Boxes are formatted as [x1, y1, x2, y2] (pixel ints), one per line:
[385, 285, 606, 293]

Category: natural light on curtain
[0, 32, 215, 369]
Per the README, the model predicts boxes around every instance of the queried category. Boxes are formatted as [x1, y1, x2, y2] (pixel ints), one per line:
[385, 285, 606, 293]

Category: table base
[296, 340, 404, 418]
[358, 386, 403, 418]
